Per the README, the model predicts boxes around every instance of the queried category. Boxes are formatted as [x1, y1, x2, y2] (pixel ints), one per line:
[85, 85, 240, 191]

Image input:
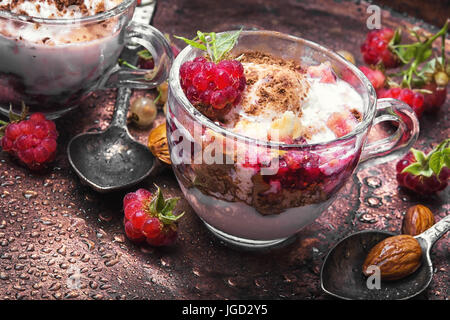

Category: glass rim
[0, 0, 135, 25]
[168, 30, 378, 149]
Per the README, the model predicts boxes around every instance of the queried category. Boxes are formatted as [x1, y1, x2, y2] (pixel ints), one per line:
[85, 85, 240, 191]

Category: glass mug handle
[359, 98, 420, 169]
[101, 22, 174, 89]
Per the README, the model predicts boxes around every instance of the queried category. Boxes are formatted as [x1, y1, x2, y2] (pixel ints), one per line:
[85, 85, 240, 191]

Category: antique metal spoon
[67, 0, 158, 193]
[67, 87, 156, 193]
[320, 215, 450, 300]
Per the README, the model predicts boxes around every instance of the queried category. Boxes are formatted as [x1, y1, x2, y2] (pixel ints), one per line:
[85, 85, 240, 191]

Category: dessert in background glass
[167, 30, 420, 249]
[0, 0, 173, 118]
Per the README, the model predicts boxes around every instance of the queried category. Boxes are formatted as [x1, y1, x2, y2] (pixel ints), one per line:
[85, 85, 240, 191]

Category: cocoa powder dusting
[236, 51, 309, 118]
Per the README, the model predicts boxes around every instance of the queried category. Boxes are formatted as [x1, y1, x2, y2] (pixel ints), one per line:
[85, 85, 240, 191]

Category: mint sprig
[148, 185, 184, 226]
[403, 138, 450, 179]
[174, 29, 242, 63]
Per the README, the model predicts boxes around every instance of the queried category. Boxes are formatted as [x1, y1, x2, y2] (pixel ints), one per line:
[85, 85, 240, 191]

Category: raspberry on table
[360, 28, 400, 68]
[0, 111, 58, 170]
[396, 141, 449, 195]
[123, 186, 184, 247]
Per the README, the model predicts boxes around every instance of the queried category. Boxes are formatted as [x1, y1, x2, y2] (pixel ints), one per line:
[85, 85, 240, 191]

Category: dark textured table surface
[0, 0, 448, 300]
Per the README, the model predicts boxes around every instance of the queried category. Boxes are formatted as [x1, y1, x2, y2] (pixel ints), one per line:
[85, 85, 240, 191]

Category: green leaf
[444, 149, 450, 168]
[159, 211, 185, 225]
[155, 186, 165, 212]
[174, 29, 242, 63]
[214, 29, 242, 62]
[148, 185, 165, 214]
[402, 162, 434, 177]
[173, 35, 206, 51]
[410, 148, 427, 165]
[161, 197, 180, 216]
[137, 49, 152, 60]
[118, 58, 138, 70]
[429, 151, 446, 176]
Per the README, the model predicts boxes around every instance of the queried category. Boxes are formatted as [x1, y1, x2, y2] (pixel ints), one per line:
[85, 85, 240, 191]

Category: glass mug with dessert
[0, 0, 172, 118]
[166, 30, 419, 248]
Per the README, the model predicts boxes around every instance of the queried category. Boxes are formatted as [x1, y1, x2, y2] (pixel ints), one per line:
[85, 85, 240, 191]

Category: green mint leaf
[137, 49, 152, 60]
[175, 29, 242, 63]
[214, 29, 242, 62]
[402, 162, 434, 177]
[173, 35, 207, 51]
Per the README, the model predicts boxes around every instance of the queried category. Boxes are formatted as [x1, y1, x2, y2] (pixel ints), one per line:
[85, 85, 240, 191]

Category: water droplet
[57, 245, 66, 256]
[358, 213, 378, 224]
[113, 234, 125, 243]
[364, 176, 382, 188]
[0, 272, 9, 280]
[366, 196, 382, 208]
[23, 190, 38, 199]
[48, 282, 61, 291]
[64, 291, 80, 299]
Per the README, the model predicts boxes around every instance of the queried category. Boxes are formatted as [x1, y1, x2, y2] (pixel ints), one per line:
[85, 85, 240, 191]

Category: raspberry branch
[389, 22, 448, 88]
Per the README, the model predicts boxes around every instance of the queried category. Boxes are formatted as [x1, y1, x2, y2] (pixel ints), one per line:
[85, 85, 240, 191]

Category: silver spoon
[320, 215, 450, 300]
[67, 87, 156, 193]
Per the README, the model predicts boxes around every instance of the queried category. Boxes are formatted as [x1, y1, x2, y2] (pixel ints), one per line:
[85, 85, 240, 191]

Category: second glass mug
[0, 0, 172, 118]
[166, 30, 420, 249]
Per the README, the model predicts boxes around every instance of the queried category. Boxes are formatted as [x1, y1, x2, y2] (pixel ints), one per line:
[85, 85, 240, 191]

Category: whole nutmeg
[362, 235, 422, 281]
[402, 204, 435, 236]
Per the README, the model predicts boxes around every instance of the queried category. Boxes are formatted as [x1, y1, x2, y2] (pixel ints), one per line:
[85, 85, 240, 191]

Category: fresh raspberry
[359, 66, 386, 90]
[179, 56, 246, 111]
[421, 82, 447, 113]
[123, 186, 184, 247]
[360, 28, 400, 68]
[378, 87, 424, 118]
[396, 142, 449, 195]
[263, 151, 323, 190]
[0, 111, 58, 170]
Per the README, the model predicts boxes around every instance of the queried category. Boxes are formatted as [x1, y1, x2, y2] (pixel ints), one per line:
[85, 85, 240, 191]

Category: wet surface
[0, 0, 448, 300]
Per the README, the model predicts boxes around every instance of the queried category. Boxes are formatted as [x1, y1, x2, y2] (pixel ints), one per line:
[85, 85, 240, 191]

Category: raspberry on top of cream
[0, 0, 123, 19]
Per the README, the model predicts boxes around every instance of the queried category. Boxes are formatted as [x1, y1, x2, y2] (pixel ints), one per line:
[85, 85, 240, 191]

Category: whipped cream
[223, 57, 364, 144]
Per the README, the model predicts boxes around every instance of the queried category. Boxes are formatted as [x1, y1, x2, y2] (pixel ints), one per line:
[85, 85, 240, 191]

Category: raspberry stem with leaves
[389, 22, 448, 88]
[403, 138, 450, 179]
